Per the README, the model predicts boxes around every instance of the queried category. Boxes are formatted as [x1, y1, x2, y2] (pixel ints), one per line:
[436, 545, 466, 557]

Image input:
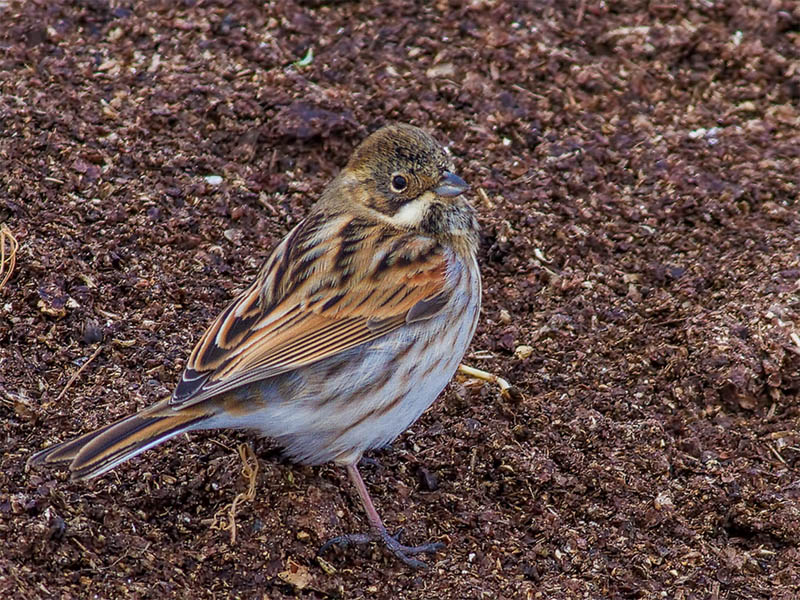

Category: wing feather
[170, 213, 453, 407]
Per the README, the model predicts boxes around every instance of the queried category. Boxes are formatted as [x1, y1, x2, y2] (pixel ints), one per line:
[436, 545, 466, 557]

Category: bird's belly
[219, 288, 480, 466]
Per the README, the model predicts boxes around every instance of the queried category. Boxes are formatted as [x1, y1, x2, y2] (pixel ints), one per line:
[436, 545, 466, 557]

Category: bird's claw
[318, 527, 444, 569]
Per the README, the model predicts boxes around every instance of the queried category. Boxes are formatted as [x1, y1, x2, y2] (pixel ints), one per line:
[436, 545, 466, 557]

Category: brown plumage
[29, 123, 481, 568]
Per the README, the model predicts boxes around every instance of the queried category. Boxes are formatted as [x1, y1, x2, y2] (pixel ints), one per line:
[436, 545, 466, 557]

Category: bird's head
[335, 124, 475, 237]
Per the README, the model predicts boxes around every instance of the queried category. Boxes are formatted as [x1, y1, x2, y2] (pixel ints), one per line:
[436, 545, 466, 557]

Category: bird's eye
[391, 174, 408, 192]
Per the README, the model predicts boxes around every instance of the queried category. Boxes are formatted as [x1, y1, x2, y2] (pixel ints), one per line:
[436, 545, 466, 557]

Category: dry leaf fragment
[278, 559, 312, 590]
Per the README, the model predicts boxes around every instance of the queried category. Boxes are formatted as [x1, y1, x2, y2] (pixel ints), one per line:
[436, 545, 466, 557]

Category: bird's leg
[457, 363, 519, 400]
[317, 463, 444, 569]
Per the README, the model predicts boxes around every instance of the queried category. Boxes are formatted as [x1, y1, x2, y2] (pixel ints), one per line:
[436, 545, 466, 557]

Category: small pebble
[514, 345, 534, 359]
[416, 466, 439, 491]
[81, 319, 103, 344]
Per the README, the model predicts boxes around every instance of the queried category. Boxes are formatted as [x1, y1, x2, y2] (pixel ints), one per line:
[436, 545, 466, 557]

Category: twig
[0, 224, 19, 291]
[211, 442, 259, 544]
[576, 0, 587, 25]
[55, 345, 103, 402]
[457, 363, 519, 400]
[767, 443, 788, 466]
[228, 442, 259, 543]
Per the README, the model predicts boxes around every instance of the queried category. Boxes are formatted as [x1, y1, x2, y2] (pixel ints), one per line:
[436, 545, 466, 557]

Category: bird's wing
[170, 213, 454, 407]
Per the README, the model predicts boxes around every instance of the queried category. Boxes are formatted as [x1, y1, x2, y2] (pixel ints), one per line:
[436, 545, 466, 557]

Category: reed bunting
[29, 123, 481, 568]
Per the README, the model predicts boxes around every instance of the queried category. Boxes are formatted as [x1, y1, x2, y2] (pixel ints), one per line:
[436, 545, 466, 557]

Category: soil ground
[1, 1, 799, 599]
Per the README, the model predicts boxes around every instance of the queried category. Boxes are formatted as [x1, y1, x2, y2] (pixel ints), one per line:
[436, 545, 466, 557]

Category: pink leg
[347, 463, 387, 531]
[317, 462, 444, 568]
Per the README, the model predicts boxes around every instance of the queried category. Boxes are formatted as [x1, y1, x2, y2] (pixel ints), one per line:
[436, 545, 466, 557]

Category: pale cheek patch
[388, 192, 435, 228]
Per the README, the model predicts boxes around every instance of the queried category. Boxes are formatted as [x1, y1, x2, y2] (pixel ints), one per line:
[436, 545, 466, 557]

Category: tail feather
[27, 400, 209, 480]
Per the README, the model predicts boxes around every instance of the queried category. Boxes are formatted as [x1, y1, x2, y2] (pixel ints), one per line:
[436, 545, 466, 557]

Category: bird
[28, 123, 481, 568]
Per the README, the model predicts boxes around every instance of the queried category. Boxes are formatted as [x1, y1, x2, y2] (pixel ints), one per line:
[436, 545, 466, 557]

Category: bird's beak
[434, 171, 469, 197]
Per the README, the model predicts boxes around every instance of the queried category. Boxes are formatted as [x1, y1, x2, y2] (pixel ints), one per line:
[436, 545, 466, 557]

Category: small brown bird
[29, 123, 481, 568]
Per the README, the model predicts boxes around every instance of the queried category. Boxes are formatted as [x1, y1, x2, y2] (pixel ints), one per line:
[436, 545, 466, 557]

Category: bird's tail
[27, 399, 209, 480]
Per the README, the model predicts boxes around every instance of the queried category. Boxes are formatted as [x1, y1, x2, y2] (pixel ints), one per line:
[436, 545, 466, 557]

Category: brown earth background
[1, 1, 800, 598]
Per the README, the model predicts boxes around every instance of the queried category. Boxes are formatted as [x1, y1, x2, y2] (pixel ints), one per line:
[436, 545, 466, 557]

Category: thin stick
[224, 442, 259, 544]
[55, 345, 103, 402]
[576, 0, 587, 25]
[767, 443, 788, 466]
[457, 364, 516, 400]
[0, 225, 19, 291]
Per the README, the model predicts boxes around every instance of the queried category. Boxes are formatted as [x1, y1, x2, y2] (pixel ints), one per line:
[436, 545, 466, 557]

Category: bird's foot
[318, 527, 444, 569]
